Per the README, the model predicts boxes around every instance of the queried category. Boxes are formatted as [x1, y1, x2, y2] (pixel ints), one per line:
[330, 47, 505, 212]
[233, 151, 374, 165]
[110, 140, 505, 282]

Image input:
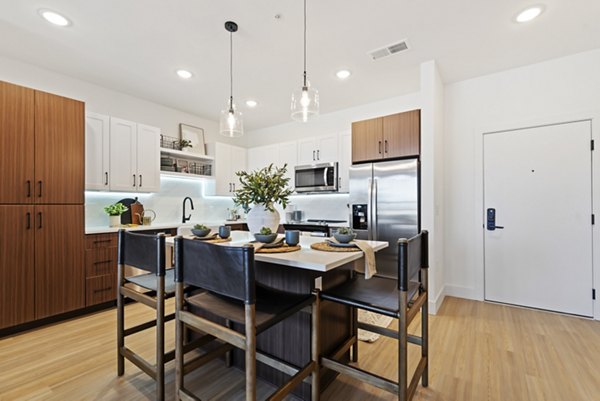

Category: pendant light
[291, 0, 319, 122]
[220, 21, 243, 137]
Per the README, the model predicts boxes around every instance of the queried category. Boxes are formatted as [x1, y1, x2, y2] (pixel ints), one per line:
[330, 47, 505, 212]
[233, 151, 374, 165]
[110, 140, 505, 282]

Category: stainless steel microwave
[294, 162, 339, 193]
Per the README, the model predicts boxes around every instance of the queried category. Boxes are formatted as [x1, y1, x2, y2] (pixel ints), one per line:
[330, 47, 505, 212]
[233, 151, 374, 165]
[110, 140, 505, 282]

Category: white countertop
[165, 231, 387, 272]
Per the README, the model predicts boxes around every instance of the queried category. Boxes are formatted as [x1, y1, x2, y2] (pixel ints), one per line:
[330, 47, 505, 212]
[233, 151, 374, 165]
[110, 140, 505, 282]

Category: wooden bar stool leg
[225, 319, 232, 368]
[421, 268, 429, 387]
[117, 263, 125, 376]
[398, 291, 408, 401]
[351, 306, 358, 362]
[312, 292, 321, 401]
[245, 304, 257, 401]
[156, 277, 165, 401]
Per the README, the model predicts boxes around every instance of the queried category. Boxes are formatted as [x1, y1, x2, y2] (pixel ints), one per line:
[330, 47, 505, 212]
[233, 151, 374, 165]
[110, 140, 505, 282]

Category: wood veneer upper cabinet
[0, 81, 34, 204]
[34, 205, 85, 319]
[0, 206, 35, 329]
[383, 109, 420, 159]
[351, 117, 383, 163]
[351, 109, 421, 163]
[34, 91, 85, 204]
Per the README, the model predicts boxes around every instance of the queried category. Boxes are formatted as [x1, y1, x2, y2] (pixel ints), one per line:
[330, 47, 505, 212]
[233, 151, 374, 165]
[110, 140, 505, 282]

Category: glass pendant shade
[219, 100, 243, 137]
[291, 85, 319, 122]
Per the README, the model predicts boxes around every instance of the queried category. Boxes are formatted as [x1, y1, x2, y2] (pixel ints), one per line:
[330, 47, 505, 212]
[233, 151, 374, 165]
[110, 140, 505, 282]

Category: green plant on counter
[194, 224, 209, 230]
[233, 164, 293, 213]
[259, 226, 272, 235]
[103, 202, 128, 216]
[336, 227, 353, 235]
[176, 139, 193, 150]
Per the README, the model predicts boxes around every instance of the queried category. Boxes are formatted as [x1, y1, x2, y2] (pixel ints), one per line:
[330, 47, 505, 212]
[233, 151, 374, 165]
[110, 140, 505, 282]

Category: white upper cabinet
[85, 112, 110, 190]
[297, 134, 339, 165]
[109, 117, 137, 192]
[278, 141, 297, 186]
[338, 131, 352, 192]
[207, 142, 247, 196]
[85, 113, 161, 193]
[247, 144, 278, 172]
[136, 124, 161, 192]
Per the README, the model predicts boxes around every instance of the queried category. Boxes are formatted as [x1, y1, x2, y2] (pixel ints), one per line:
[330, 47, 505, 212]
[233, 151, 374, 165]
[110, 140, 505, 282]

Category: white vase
[246, 205, 280, 235]
[109, 215, 121, 227]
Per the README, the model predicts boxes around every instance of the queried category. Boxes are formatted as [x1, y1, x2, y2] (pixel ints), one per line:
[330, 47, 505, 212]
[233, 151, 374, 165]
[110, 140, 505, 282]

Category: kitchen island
[166, 232, 388, 399]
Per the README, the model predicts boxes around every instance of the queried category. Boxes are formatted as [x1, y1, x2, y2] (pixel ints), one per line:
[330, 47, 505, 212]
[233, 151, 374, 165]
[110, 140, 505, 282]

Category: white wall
[443, 49, 600, 319]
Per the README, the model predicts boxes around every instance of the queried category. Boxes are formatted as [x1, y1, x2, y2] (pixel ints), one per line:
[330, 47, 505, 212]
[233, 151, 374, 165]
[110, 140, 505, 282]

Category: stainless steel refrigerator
[349, 159, 420, 278]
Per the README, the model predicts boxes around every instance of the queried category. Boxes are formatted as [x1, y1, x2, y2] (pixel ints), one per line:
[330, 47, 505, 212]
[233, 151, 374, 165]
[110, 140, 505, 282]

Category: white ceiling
[1, 0, 599, 130]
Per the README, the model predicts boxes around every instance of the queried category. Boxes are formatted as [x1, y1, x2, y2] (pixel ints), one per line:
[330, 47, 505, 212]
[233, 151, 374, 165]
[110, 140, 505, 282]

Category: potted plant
[233, 164, 293, 234]
[104, 202, 128, 227]
[176, 139, 193, 152]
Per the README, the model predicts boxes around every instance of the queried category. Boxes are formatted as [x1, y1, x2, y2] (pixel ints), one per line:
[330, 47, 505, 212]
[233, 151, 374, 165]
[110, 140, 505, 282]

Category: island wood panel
[34, 91, 85, 204]
[0, 206, 35, 329]
[0, 81, 34, 204]
[352, 117, 383, 163]
[34, 205, 85, 319]
[383, 109, 420, 159]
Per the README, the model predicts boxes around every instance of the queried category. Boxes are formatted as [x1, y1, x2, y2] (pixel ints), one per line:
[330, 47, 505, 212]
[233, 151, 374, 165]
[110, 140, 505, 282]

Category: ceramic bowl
[254, 233, 278, 243]
[191, 228, 211, 237]
[333, 232, 357, 244]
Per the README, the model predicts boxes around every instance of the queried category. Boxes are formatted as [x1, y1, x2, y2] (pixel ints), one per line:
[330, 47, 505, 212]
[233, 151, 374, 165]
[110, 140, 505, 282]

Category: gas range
[282, 219, 347, 236]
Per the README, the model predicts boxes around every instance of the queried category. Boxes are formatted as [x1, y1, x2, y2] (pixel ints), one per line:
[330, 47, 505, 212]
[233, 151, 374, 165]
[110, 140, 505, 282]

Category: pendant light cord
[229, 30, 234, 112]
[303, 0, 307, 88]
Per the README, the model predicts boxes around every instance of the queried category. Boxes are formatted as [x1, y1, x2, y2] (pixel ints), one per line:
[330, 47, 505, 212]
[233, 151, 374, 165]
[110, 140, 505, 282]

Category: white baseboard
[428, 284, 446, 315]
[444, 284, 479, 301]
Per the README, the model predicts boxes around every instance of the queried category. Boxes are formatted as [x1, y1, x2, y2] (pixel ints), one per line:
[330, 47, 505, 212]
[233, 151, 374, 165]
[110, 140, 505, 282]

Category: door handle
[384, 140, 388, 153]
[317, 149, 320, 160]
[105, 172, 109, 186]
[232, 183, 235, 191]
[37, 181, 42, 197]
[26, 180, 31, 197]
[132, 174, 136, 187]
[229, 183, 232, 192]
[313, 150, 315, 161]
[378, 141, 382, 154]
[486, 208, 504, 230]
[139, 174, 143, 187]
[26, 212, 31, 229]
[37, 212, 42, 229]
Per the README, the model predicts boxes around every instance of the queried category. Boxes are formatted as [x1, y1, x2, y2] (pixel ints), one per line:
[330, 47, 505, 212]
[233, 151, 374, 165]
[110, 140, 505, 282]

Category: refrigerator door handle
[373, 178, 378, 240]
[367, 178, 373, 240]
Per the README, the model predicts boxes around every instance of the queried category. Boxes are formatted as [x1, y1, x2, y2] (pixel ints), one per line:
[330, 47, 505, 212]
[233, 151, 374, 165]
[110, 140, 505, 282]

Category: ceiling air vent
[368, 39, 409, 60]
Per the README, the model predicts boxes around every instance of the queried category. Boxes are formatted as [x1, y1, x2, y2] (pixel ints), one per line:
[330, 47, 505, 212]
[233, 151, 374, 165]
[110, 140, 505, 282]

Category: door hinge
[592, 214, 596, 225]
[591, 139, 595, 151]
[593, 288, 596, 300]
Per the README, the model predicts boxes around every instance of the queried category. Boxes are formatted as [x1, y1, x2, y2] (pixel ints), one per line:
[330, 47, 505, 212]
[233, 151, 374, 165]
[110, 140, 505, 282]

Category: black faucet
[182, 197, 194, 223]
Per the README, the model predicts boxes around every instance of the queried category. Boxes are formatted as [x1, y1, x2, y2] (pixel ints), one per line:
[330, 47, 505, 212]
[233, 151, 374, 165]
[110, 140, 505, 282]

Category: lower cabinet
[84, 233, 118, 306]
[0, 205, 85, 329]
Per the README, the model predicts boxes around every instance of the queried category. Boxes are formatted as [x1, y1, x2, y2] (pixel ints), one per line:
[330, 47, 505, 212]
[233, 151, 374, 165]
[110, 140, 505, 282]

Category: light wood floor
[1, 297, 599, 401]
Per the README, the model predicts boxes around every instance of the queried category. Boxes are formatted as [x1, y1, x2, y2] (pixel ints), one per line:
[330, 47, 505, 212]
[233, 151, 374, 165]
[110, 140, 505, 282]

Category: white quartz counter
[165, 231, 387, 272]
[85, 220, 246, 234]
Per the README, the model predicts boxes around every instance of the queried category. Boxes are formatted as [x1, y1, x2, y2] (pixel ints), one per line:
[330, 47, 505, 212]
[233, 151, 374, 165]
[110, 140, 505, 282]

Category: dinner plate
[326, 240, 358, 248]
[193, 233, 217, 240]
[258, 239, 285, 249]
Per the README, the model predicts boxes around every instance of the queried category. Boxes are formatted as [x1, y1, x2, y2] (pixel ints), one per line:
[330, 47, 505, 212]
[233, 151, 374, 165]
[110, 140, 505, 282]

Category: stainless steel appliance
[294, 162, 339, 193]
[282, 219, 346, 237]
[349, 159, 419, 278]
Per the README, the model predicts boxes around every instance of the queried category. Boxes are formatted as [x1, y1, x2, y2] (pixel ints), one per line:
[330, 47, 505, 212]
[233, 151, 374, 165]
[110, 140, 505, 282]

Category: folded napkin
[246, 235, 284, 251]
[329, 238, 377, 279]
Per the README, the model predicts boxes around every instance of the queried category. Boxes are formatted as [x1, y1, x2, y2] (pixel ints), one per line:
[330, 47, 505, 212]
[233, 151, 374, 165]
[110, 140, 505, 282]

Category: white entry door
[484, 120, 594, 317]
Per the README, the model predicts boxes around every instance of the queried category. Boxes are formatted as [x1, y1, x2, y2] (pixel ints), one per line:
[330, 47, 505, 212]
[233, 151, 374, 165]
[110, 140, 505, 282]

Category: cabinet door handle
[37, 212, 42, 229]
[378, 141, 382, 154]
[93, 239, 113, 245]
[93, 287, 113, 293]
[26, 212, 31, 229]
[384, 140, 388, 153]
[94, 259, 113, 265]
[132, 174, 136, 187]
[317, 149, 320, 160]
[229, 183, 232, 192]
[139, 175, 143, 187]
[313, 150, 315, 161]
[26, 180, 31, 197]
[104, 172, 109, 186]
[232, 183, 235, 192]
[37, 181, 43, 197]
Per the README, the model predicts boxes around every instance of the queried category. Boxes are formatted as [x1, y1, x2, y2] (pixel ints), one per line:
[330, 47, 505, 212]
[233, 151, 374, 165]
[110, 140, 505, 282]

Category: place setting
[190, 224, 232, 243]
[246, 228, 302, 253]
[311, 227, 362, 252]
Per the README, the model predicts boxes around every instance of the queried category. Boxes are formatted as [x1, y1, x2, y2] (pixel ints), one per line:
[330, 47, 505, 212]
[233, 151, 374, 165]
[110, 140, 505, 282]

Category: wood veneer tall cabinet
[0, 81, 85, 329]
[351, 109, 420, 163]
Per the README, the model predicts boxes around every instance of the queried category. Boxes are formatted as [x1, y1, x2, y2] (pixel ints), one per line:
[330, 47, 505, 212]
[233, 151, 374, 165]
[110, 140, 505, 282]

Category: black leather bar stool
[320, 231, 429, 401]
[116, 230, 176, 401]
[173, 237, 320, 401]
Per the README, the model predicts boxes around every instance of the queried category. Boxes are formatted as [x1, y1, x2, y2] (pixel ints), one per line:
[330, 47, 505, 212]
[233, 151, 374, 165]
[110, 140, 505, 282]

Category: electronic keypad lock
[486, 208, 504, 231]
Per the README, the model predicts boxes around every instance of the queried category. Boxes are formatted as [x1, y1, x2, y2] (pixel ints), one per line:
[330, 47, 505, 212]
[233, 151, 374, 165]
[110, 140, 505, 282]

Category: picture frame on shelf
[179, 123, 206, 155]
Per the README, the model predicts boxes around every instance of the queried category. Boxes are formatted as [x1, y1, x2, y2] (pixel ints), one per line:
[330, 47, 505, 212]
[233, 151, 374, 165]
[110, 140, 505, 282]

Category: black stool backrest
[397, 230, 428, 291]
[174, 237, 256, 304]
[117, 229, 166, 276]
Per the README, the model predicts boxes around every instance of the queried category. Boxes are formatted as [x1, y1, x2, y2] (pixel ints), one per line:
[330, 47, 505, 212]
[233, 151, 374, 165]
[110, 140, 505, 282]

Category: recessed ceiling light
[515, 5, 545, 23]
[336, 69, 351, 80]
[38, 9, 71, 27]
[245, 100, 258, 108]
[176, 69, 193, 79]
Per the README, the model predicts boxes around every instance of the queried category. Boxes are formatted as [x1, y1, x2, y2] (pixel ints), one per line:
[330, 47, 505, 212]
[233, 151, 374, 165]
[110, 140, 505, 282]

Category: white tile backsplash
[85, 177, 349, 228]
